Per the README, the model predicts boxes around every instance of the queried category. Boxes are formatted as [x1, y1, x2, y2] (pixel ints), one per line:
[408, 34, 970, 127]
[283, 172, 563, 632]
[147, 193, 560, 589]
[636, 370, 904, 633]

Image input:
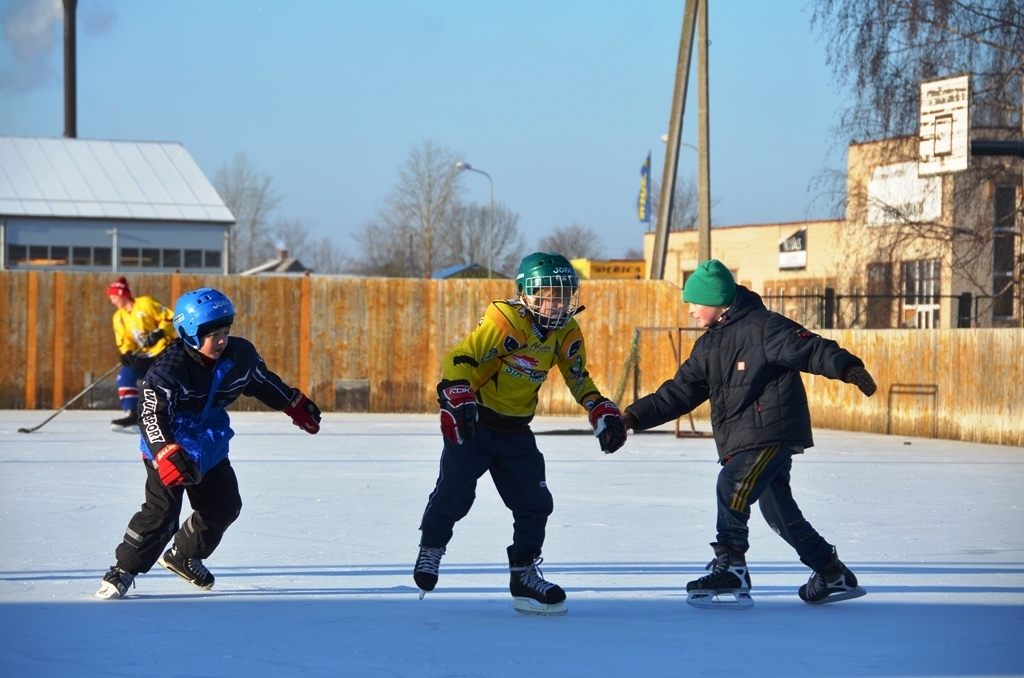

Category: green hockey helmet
[515, 252, 580, 330]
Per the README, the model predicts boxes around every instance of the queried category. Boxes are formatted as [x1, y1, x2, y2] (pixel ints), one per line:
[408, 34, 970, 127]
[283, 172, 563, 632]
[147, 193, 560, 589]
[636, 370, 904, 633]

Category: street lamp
[455, 161, 494, 279]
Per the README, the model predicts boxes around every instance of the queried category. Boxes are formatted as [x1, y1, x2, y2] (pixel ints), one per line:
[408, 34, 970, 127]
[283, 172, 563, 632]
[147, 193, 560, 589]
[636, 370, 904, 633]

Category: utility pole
[650, 0, 698, 280]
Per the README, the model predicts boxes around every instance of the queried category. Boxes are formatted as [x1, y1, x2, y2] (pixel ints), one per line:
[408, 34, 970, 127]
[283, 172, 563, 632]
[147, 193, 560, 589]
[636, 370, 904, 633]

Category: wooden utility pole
[651, 0, 712, 279]
[650, 0, 698, 280]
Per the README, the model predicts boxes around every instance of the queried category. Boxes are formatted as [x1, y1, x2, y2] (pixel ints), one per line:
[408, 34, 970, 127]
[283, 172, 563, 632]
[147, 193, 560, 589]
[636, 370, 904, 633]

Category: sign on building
[778, 228, 807, 270]
[919, 74, 970, 177]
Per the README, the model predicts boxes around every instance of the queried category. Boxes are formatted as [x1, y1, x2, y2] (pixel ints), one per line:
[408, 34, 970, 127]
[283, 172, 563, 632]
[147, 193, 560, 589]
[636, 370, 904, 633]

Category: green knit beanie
[683, 259, 736, 306]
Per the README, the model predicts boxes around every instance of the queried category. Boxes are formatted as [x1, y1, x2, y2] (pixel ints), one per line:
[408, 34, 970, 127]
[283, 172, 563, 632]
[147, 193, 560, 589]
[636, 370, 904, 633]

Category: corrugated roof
[0, 136, 235, 223]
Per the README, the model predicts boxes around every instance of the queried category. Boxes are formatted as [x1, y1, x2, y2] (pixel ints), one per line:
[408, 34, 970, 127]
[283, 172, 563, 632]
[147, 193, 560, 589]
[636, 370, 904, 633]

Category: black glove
[140, 329, 164, 348]
[588, 398, 627, 453]
[843, 365, 877, 397]
[119, 352, 152, 372]
[438, 380, 478, 445]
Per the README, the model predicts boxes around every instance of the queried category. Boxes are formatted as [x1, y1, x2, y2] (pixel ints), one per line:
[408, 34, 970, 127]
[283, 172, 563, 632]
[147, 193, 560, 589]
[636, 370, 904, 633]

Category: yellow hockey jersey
[111, 295, 176, 358]
[440, 299, 605, 428]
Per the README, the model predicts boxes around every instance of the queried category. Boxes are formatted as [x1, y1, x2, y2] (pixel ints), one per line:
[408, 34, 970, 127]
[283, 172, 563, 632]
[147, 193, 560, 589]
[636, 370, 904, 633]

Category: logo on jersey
[503, 335, 522, 353]
[566, 338, 582, 359]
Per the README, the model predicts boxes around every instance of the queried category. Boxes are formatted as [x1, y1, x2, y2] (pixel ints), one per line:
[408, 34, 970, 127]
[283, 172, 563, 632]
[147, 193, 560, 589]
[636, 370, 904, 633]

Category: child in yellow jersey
[414, 252, 627, 616]
[106, 277, 176, 432]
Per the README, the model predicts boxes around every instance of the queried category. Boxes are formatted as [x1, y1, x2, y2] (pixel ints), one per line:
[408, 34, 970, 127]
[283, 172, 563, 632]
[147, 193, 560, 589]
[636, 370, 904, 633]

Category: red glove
[588, 398, 627, 453]
[438, 381, 478, 445]
[155, 444, 200, 487]
[284, 389, 321, 434]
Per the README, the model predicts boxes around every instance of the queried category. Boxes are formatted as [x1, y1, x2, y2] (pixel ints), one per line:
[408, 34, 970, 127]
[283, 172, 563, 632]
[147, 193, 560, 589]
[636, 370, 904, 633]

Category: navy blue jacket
[138, 338, 294, 474]
[625, 286, 863, 461]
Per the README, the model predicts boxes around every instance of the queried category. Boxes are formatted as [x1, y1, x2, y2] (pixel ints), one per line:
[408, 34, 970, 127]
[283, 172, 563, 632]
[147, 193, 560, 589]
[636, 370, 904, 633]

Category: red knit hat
[106, 277, 133, 300]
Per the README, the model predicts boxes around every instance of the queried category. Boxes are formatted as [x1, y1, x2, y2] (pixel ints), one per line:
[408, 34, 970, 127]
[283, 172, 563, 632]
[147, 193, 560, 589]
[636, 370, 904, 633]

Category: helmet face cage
[173, 288, 235, 349]
[519, 274, 580, 330]
[516, 253, 580, 330]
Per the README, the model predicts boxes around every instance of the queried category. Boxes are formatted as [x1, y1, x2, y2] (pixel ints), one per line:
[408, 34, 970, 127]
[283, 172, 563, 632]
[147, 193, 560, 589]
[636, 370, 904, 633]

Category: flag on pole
[638, 152, 651, 223]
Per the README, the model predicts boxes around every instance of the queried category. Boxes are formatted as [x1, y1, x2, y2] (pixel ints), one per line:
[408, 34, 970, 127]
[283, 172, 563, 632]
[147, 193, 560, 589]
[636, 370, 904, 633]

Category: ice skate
[414, 546, 445, 599]
[158, 545, 215, 590]
[95, 566, 135, 599]
[110, 408, 139, 434]
[686, 542, 754, 610]
[799, 548, 866, 604]
[509, 554, 567, 616]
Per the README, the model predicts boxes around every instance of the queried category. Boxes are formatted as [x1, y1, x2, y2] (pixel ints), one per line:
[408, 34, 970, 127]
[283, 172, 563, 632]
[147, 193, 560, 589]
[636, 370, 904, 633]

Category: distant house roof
[238, 250, 313, 276]
[0, 136, 234, 223]
[432, 263, 508, 279]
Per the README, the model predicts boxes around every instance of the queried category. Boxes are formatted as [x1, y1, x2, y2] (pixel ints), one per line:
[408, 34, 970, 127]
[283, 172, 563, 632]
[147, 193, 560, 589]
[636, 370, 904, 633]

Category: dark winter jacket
[625, 286, 864, 462]
[138, 338, 295, 474]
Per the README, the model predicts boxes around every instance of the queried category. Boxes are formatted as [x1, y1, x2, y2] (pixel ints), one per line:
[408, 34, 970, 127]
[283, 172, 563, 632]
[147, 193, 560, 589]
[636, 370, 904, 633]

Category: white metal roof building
[0, 137, 234, 273]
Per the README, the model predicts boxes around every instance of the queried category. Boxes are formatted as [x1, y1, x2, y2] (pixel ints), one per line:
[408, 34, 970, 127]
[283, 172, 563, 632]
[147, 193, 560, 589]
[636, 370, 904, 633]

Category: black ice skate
[799, 548, 866, 604]
[509, 554, 567, 616]
[158, 546, 215, 590]
[686, 542, 754, 610]
[414, 546, 445, 599]
[94, 566, 135, 600]
[110, 408, 139, 434]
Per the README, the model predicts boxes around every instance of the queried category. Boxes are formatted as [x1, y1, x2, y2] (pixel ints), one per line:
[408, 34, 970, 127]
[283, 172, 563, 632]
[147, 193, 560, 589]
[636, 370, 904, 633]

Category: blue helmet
[173, 288, 235, 349]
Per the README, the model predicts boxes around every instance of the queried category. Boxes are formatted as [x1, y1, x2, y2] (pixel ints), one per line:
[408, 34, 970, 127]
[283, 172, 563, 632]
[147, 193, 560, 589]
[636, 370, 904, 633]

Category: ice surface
[1, 411, 1022, 677]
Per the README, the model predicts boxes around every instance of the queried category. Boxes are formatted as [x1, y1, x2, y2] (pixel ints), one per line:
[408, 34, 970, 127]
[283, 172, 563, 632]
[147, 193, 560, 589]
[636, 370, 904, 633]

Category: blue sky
[1, 0, 848, 259]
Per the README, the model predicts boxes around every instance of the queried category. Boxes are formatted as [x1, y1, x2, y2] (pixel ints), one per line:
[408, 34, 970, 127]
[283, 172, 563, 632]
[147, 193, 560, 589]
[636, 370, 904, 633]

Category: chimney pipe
[63, 0, 77, 138]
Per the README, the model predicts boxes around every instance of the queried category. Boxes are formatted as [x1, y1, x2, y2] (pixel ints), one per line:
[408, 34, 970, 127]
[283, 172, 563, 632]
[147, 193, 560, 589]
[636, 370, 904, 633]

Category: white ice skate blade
[418, 589, 427, 600]
[94, 581, 126, 600]
[686, 589, 754, 610]
[110, 424, 140, 434]
[805, 586, 867, 605]
[513, 597, 568, 616]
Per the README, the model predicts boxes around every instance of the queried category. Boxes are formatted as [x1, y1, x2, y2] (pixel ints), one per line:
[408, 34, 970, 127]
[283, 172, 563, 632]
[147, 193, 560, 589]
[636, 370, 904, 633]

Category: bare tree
[648, 175, 702, 232]
[352, 218, 417, 277]
[439, 201, 527, 277]
[213, 153, 282, 273]
[273, 216, 349, 274]
[367, 140, 462, 278]
[538, 223, 605, 259]
[811, 1, 1023, 318]
[812, 0, 1023, 142]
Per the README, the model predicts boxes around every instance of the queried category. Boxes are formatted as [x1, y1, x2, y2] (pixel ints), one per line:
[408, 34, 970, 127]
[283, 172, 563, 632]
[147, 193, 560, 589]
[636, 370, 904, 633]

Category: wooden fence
[2, 271, 1021, 446]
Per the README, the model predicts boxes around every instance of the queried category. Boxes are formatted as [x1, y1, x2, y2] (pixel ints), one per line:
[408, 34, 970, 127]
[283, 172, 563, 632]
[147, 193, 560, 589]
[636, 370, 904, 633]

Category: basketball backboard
[919, 74, 970, 177]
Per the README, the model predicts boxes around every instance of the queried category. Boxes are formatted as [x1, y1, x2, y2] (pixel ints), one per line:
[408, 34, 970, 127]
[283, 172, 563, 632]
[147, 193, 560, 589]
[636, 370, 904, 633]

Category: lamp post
[455, 161, 494, 279]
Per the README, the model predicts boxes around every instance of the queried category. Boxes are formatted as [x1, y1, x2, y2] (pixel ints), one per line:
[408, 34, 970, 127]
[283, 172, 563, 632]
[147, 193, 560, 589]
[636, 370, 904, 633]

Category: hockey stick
[18, 363, 121, 433]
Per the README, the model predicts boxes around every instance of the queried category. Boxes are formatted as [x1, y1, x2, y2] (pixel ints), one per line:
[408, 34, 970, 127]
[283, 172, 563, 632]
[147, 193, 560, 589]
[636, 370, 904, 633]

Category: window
[72, 247, 91, 266]
[8, 244, 27, 264]
[866, 263, 892, 328]
[94, 247, 112, 267]
[205, 250, 221, 269]
[902, 259, 940, 328]
[163, 249, 181, 268]
[993, 185, 1018, 318]
[184, 249, 203, 268]
[121, 248, 141, 267]
[139, 248, 159, 268]
[29, 245, 48, 263]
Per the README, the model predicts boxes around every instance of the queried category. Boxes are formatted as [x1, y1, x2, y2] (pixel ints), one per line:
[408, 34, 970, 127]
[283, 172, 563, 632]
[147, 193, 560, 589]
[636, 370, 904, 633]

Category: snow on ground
[1, 410, 1022, 677]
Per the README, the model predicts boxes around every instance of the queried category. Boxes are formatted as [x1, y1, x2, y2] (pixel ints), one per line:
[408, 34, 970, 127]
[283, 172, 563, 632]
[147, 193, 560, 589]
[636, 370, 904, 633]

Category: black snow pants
[114, 456, 242, 575]
[715, 445, 834, 571]
[418, 424, 553, 564]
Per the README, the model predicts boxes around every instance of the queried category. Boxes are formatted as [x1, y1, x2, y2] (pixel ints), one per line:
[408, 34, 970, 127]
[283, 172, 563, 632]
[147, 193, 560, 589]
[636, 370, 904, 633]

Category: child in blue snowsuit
[95, 288, 322, 599]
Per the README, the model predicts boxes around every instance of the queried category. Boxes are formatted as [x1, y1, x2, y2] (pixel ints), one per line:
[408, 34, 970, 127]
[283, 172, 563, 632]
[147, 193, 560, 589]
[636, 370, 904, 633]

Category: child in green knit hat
[623, 258, 878, 609]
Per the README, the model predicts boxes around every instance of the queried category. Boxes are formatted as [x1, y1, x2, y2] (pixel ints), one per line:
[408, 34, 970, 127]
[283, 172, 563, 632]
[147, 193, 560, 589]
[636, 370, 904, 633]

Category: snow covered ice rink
[1, 410, 1022, 677]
